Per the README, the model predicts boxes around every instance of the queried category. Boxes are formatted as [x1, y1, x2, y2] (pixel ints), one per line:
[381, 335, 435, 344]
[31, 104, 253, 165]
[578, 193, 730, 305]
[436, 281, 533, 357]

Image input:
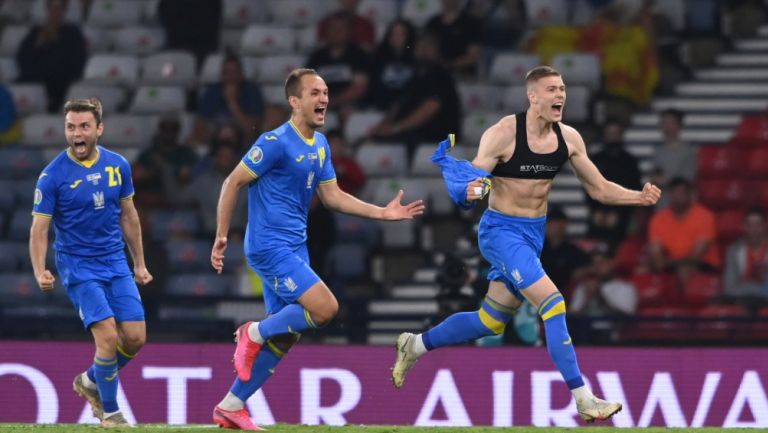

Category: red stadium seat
[697, 179, 749, 210]
[716, 209, 745, 244]
[697, 146, 749, 179]
[623, 306, 696, 341]
[631, 272, 678, 307]
[682, 272, 722, 306]
[746, 148, 768, 179]
[730, 115, 768, 148]
[693, 304, 747, 340]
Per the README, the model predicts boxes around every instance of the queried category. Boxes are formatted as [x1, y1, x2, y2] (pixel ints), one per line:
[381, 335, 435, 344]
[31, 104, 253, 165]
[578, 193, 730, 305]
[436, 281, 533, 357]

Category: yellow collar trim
[289, 120, 315, 146]
[67, 147, 100, 168]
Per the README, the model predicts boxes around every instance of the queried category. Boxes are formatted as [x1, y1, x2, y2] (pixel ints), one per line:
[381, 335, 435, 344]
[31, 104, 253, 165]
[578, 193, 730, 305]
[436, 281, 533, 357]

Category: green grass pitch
[0, 425, 757, 433]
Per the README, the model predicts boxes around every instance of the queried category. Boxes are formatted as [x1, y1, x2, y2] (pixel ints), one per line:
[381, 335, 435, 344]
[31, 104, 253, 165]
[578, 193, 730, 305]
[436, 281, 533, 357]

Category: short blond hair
[525, 66, 561, 88]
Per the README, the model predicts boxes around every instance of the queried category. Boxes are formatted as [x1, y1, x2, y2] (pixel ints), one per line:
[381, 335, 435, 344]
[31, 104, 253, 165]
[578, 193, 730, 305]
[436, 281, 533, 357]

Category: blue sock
[88, 345, 135, 381]
[116, 344, 135, 370]
[231, 341, 284, 402]
[92, 356, 119, 413]
[538, 292, 584, 389]
[422, 296, 515, 350]
[258, 304, 317, 340]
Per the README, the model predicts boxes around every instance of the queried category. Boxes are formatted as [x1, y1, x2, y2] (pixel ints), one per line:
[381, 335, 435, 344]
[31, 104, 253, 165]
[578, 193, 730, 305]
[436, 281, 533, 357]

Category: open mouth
[552, 102, 563, 116]
[74, 141, 87, 151]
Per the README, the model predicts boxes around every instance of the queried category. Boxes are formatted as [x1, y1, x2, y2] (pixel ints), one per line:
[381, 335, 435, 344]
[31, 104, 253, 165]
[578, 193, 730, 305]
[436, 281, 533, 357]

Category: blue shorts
[247, 244, 321, 315]
[55, 250, 145, 329]
[478, 209, 547, 302]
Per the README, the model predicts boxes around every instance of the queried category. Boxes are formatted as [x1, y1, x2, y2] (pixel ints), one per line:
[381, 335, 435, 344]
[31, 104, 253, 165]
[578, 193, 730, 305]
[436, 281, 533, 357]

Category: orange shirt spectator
[649, 178, 720, 270]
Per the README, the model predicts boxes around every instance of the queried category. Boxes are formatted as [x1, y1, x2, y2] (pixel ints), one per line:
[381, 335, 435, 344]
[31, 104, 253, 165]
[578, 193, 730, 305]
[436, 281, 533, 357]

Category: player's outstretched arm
[317, 181, 424, 221]
[212, 163, 254, 273]
[565, 125, 661, 206]
[29, 215, 55, 291]
[121, 198, 153, 285]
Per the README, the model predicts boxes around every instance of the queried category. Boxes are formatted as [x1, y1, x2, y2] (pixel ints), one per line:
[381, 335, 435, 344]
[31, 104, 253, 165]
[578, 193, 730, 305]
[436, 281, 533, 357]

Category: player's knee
[312, 298, 339, 327]
[122, 332, 146, 353]
[95, 330, 119, 352]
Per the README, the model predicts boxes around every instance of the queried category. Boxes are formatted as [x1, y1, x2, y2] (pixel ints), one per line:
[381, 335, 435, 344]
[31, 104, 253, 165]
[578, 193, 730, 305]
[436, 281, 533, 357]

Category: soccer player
[391, 66, 661, 423]
[29, 98, 152, 428]
[210, 68, 425, 430]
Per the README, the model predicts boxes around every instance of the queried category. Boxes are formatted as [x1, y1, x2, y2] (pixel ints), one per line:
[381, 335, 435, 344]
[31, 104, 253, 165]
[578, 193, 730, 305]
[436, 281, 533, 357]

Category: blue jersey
[32, 146, 135, 257]
[239, 121, 336, 256]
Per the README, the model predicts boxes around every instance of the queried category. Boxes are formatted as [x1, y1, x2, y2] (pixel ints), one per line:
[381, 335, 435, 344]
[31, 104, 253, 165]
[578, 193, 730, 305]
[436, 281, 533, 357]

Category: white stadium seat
[355, 142, 408, 177]
[113, 26, 165, 56]
[142, 51, 197, 88]
[9, 84, 47, 115]
[84, 55, 140, 87]
[489, 53, 540, 85]
[21, 114, 62, 147]
[241, 25, 296, 56]
[551, 53, 601, 90]
[129, 86, 186, 114]
[87, 0, 141, 27]
[256, 55, 306, 84]
[66, 83, 126, 113]
[100, 114, 153, 147]
[343, 111, 385, 144]
[268, 0, 328, 27]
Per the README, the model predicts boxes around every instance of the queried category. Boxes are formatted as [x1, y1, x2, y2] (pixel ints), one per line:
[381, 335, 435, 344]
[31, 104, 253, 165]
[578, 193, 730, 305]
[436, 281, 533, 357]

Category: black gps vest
[491, 111, 569, 179]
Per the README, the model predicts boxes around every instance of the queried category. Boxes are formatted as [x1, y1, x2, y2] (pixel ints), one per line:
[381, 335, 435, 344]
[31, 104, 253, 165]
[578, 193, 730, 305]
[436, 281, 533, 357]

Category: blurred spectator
[540, 206, 591, 294]
[170, 138, 247, 237]
[425, 0, 482, 76]
[307, 12, 373, 119]
[651, 109, 697, 189]
[571, 249, 638, 316]
[587, 120, 642, 245]
[724, 208, 768, 299]
[614, 207, 654, 277]
[191, 51, 264, 146]
[368, 33, 461, 155]
[369, 19, 416, 111]
[326, 129, 366, 196]
[133, 115, 199, 209]
[158, 0, 221, 64]
[16, 0, 86, 111]
[317, 0, 376, 51]
[0, 84, 19, 144]
[260, 103, 290, 133]
[649, 177, 720, 273]
[469, 0, 526, 49]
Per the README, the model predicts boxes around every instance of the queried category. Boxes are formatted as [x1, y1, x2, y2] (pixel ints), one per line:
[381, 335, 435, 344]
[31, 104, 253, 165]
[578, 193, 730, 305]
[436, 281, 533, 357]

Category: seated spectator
[571, 249, 639, 317]
[540, 206, 591, 294]
[368, 33, 461, 155]
[648, 177, 720, 274]
[191, 51, 264, 146]
[133, 115, 199, 209]
[16, 0, 86, 111]
[158, 0, 221, 64]
[425, 0, 482, 77]
[369, 19, 416, 111]
[307, 12, 373, 119]
[724, 208, 768, 299]
[326, 129, 366, 196]
[651, 108, 697, 189]
[587, 119, 642, 245]
[317, 0, 376, 51]
[0, 84, 19, 144]
[170, 137, 247, 237]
